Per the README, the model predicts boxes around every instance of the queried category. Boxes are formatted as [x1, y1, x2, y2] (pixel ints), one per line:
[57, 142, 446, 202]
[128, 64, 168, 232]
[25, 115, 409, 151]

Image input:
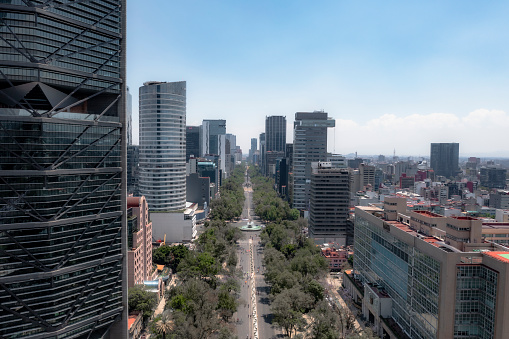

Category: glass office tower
[430, 142, 459, 179]
[139, 81, 186, 211]
[0, 1, 127, 338]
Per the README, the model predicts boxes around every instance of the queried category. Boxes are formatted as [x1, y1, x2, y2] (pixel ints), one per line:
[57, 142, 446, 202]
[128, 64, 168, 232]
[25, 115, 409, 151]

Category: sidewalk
[325, 274, 365, 333]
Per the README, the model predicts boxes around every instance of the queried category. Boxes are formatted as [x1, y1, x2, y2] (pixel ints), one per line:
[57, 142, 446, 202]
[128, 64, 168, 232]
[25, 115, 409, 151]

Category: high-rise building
[264, 116, 286, 176]
[126, 86, 133, 146]
[249, 137, 257, 163]
[489, 190, 509, 209]
[430, 143, 459, 179]
[292, 111, 335, 210]
[359, 163, 375, 188]
[265, 116, 286, 153]
[347, 201, 509, 339]
[139, 81, 186, 211]
[127, 145, 140, 196]
[286, 143, 294, 171]
[0, 1, 127, 337]
[200, 119, 226, 156]
[309, 162, 350, 245]
[186, 126, 200, 161]
[259, 132, 266, 169]
[225, 133, 237, 154]
[480, 167, 507, 189]
[276, 158, 289, 199]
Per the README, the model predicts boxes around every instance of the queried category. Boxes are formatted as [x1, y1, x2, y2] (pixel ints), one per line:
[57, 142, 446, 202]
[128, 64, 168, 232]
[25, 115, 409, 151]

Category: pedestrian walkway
[325, 274, 365, 333]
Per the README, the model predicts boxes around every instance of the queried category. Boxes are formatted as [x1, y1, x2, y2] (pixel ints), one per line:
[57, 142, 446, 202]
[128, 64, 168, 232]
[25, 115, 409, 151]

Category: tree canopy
[128, 285, 158, 320]
[153, 165, 245, 339]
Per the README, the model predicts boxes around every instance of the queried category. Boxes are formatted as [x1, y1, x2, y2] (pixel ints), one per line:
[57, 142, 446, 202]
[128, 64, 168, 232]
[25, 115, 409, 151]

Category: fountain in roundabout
[239, 220, 262, 231]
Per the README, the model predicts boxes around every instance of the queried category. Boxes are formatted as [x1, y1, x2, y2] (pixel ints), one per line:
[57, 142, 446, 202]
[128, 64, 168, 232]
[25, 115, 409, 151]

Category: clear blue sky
[127, 1, 509, 157]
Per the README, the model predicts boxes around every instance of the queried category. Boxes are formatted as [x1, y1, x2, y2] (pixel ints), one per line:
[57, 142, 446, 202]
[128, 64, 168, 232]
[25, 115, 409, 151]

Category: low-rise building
[151, 203, 197, 244]
[128, 312, 143, 339]
[321, 247, 351, 271]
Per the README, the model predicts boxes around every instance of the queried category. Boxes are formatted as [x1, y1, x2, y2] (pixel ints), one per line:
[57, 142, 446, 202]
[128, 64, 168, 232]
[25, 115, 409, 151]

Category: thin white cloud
[332, 109, 509, 157]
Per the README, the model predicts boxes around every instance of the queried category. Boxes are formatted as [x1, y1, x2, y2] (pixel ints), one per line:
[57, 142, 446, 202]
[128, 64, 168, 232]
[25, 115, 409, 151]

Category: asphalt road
[233, 170, 281, 339]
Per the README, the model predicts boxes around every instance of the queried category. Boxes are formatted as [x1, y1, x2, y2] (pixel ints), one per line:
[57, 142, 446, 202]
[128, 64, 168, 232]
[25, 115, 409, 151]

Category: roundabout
[240, 221, 263, 231]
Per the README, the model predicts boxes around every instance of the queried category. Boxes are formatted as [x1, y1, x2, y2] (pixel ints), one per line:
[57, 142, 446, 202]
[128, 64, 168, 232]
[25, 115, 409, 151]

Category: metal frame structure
[0, 0, 127, 338]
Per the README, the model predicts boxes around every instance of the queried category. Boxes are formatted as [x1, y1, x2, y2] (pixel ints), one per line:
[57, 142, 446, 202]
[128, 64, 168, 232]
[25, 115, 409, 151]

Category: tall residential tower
[0, 0, 127, 337]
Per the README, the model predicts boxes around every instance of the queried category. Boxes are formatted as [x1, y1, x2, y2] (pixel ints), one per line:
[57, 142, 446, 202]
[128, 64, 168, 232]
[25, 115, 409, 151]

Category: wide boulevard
[233, 169, 281, 339]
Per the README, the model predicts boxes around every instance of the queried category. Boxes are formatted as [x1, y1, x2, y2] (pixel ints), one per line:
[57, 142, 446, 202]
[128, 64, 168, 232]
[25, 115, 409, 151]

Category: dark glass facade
[0, 1, 126, 338]
[127, 145, 140, 196]
[430, 143, 459, 179]
[265, 115, 286, 153]
[186, 126, 200, 161]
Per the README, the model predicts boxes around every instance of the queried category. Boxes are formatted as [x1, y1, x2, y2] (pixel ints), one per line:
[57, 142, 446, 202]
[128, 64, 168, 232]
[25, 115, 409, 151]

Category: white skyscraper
[139, 81, 186, 211]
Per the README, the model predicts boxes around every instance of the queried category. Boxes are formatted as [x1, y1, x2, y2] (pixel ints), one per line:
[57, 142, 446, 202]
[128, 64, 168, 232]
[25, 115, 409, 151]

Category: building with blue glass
[0, 0, 127, 337]
[346, 198, 509, 339]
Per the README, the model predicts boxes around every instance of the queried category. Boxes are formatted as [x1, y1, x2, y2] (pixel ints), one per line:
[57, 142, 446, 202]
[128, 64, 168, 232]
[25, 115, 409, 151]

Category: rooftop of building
[412, 210, 445, 218]
[357, 206, 495, 252]
[482, 222, 509, 229]
[321, 247, 351, 257]
[384, 220, 444, 248]
[366, 282, 390, 298]
[128, 312, 140, 329]
[450, 216, 478, 221]
[484, 251, 509, 263]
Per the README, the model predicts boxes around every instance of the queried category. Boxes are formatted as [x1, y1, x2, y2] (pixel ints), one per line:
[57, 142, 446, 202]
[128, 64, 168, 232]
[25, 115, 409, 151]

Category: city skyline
[127, 1, 509, 157]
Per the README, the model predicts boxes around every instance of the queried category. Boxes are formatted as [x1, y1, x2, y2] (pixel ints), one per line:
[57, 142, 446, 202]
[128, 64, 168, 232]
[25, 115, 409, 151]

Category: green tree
[309, 300, 340, 339]
[128, 285, 158, 319]
[271, 287, 311, 338]
[167, 280, 221, 339]
[304, 279, 325, 304]
[178, 251, 219, 283]
[216, 288, 238, 321]
[152, 244, 190, 273]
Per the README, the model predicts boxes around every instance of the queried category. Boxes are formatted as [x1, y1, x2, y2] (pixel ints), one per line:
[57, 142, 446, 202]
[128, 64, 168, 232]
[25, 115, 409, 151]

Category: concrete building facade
[292, 111, 335, 210]
[127, 196, 153, 288]
[349, 203, 509, 339]
[309, 162, 350, 245]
